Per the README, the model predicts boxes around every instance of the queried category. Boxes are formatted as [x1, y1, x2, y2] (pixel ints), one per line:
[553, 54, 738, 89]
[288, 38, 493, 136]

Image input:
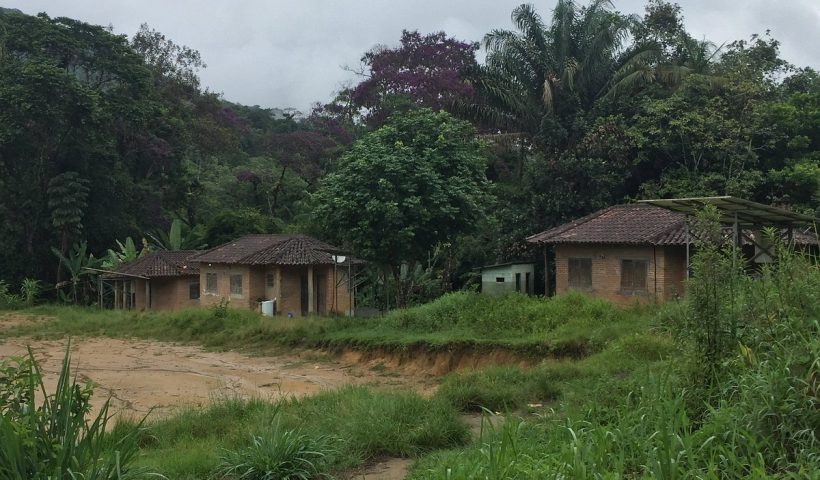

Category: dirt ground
[0, 336, 426, 419]
[0, 313, 471, 480]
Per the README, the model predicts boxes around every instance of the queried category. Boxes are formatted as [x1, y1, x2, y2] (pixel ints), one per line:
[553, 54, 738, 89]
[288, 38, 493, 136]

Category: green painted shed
[479, 262, 535, 296]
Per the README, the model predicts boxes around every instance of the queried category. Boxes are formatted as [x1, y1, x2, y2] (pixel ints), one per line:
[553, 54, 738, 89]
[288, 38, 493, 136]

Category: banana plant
[147, 218, 207, 251]
[102, 236, 146, 269]
[51, 241, 101, 304]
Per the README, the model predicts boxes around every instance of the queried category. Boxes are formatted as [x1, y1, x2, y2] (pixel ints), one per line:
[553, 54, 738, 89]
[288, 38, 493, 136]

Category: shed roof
[188, 234, 362, 266]
[638, 196, 819, 227]
[104, 250, 203, 279]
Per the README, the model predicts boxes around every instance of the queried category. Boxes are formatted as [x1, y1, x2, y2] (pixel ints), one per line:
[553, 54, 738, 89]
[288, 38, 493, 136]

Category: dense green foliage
[2, 1, 818, 308]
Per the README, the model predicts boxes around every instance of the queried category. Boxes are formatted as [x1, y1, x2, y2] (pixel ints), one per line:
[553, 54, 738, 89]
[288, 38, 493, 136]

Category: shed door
[300, 274, 308, 315]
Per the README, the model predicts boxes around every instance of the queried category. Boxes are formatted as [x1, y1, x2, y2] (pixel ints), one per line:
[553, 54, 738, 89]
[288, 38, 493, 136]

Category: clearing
[0, 335, 425, 420]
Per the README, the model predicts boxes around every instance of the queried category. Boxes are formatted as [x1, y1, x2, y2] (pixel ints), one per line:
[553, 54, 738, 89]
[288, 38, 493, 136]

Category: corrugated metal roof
[638, 196, 820, 226]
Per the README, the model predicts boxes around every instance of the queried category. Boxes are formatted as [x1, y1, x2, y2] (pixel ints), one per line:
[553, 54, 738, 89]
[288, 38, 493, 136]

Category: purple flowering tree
[351, 30, 478, 126]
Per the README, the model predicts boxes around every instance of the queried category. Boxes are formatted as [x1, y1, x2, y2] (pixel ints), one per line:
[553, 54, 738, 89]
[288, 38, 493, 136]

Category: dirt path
[0, 337, 421, 420]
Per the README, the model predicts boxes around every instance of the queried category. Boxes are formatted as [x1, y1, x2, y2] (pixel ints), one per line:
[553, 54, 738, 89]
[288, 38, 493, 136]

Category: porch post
[307, 265, 315, 314]
[543, 245, 550, 297]
[145, 279, 150, 311]
[114, 281, 119, 309]
[274, 267, 282, 315]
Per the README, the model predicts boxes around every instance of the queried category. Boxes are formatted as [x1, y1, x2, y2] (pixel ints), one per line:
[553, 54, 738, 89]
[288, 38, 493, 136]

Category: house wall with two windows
[554, 244, 686, 304]
[198, 263, 353, 316]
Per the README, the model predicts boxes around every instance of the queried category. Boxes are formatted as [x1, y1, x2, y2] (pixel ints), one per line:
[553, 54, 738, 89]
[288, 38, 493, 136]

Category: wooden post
[114, 281, 119, 309]
[543, 246, 550, 297]
[274, 267, 282, 315]
[145, 279, 150, 311]
[307, 265, 315, 314]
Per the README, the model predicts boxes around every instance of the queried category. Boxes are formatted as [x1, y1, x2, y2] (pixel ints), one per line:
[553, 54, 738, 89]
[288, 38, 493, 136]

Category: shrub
[217, 410, 338, 480]
[0, 280, 23, 309]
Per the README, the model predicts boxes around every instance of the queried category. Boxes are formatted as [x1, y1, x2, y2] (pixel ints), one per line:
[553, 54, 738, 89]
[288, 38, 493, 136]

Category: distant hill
[0, 7, 24, 15]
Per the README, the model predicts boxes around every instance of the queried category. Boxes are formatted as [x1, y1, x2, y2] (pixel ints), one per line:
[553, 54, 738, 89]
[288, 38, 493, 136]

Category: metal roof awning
[638, 196, 820, 227]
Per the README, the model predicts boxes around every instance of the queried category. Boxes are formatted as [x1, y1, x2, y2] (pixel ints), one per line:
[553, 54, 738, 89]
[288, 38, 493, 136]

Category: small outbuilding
[526, 197, 819, 305]
[479, 262, 535, 296]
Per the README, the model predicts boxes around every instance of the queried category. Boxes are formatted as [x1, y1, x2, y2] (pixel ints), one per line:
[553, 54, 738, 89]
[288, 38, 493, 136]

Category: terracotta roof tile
[526, 204, 819, 247]
[526, 204, 686, 245]
[105, 250, 202, 278]
[189, 234, 361, 266]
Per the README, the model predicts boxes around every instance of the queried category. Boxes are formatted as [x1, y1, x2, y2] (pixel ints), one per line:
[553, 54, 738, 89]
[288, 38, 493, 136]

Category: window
[189, 282, 200, 300]
[266, 273, 275, 288]
[495, 277, 505, 283]
[620, 259, 648, 292]
[205, 273, 217, 294]
[230, 274, 243, 296]
[568, 258, 592, 289]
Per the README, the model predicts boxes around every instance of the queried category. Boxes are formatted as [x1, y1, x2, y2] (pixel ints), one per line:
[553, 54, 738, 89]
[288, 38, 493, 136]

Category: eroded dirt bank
[0, 337, 424, 419]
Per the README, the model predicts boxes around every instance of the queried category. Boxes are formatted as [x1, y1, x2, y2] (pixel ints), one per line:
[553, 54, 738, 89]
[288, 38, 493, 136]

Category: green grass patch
[433, 331, 676, 413]
[435, 366, 560, 412]
[129, 386, 469, 479]
[1, 292, 657, 358]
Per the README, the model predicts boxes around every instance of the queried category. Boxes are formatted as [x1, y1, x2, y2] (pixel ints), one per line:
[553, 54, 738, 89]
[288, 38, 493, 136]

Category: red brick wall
[555, 244, 678, 305]
[150, 276, 199, 311]
[199, 264, 256, 310]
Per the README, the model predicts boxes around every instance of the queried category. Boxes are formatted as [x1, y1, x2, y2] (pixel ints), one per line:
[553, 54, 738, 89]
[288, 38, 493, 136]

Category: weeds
[217, 410, 338, 480]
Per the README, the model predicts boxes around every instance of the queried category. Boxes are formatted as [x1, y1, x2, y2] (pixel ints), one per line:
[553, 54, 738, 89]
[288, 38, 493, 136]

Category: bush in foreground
[217, 410, 338, 480]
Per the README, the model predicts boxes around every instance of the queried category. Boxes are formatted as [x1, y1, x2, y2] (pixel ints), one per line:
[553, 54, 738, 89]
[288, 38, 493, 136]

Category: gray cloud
[5, 0, 819, 111]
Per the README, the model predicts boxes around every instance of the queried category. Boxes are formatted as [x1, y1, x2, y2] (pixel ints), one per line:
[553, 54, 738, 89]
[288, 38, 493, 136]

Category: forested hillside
[1, 1, 818, 306]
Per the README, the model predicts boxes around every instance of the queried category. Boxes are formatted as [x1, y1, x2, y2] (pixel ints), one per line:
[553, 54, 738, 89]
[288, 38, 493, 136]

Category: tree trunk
[269, 166, 288, 217]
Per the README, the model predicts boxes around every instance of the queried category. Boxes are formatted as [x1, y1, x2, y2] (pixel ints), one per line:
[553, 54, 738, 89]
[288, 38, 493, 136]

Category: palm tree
[466, 1, 680, 152]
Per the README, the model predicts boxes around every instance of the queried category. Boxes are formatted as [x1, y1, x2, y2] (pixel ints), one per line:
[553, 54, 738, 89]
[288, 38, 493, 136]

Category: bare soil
[0, 336, 426, 420]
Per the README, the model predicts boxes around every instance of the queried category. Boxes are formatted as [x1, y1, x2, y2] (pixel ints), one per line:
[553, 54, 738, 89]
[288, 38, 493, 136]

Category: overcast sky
[5, 1, 820, 111]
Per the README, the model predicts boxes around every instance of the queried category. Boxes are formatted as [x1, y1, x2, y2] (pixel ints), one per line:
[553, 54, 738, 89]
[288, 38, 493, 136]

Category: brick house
[527, 202, 818, 305]
[527, 204, 688, 304]
[105, 250, 203, 311]
[188, 234, 358, 316]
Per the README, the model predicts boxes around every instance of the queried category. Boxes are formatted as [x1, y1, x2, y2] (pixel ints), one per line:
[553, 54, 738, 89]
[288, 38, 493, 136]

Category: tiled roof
[188, 234, 361, 266]
[105, 250, 202, 278]
[526, 204, 819, 247]
[526, 204, 687, 246]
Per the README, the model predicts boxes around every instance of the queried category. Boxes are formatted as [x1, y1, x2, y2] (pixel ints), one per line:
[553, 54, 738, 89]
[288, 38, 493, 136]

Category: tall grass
[3, 291, 654, 358]
[0, 342, 152, 479]
[412, 238, 820, 479]
[130, 386, 469, 479]
[216, 409, 338, 480]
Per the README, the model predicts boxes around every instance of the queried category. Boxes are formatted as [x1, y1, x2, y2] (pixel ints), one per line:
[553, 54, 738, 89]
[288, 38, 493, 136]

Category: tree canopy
[0, 1, 818, 307]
